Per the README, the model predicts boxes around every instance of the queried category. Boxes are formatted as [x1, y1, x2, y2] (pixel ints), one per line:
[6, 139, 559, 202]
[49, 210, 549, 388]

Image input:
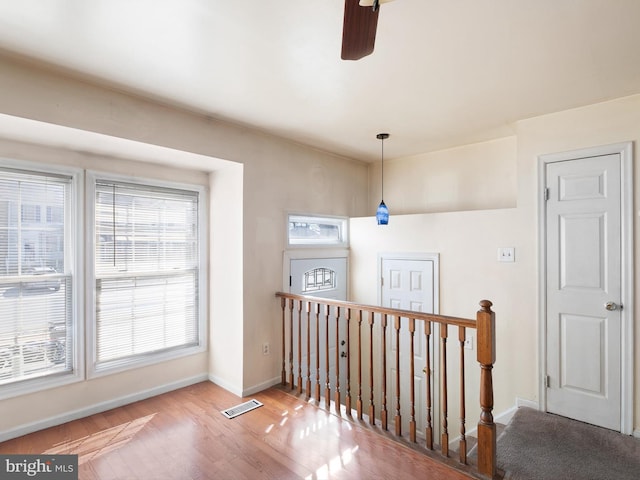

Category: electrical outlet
[464, 335, 474, 350]
[497, 247, 515, 262]
[262, 342, 270, 355]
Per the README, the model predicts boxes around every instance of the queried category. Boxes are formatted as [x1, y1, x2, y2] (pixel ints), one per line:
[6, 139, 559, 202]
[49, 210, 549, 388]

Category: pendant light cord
[375, 132, 390, 225]
[381, 136, 384, 200]
[377, 132, 389, 201]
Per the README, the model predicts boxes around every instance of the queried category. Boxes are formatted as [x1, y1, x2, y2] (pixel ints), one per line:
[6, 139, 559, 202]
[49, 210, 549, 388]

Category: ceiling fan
[341, 0, 395, 60]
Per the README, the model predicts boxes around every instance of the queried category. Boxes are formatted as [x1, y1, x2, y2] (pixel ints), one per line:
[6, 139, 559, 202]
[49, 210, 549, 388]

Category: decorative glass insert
[288, 214, 348, 246]
[303, 267, 336, 293]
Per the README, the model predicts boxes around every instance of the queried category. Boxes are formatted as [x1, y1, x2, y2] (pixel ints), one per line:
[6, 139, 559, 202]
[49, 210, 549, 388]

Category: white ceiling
[1, 0, 640, 162]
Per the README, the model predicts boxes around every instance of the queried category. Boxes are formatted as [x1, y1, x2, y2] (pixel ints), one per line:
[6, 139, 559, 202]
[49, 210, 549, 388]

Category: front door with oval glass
[289, 257, 348, 400]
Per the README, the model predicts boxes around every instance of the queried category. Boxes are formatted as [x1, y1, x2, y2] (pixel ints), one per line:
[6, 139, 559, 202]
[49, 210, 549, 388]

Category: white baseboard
[494, 398, 539, 427]
[206, 375, 281, 398]
[451, 397, 539, 445]
[634, 429, 640, 439]
[207, 374, 243, 397]
[494, 406, 517, 426]
[242, 376, 281, 397]
[516, 397, 539, 410]
[0, 374, 209, 443]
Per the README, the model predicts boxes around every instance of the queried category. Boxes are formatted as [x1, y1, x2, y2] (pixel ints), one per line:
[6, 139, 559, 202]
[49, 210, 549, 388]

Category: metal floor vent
[221, 399, 263, 419]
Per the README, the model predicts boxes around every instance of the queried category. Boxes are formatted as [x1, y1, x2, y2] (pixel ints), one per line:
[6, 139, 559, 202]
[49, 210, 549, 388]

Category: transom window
[288, 214, 348, 247]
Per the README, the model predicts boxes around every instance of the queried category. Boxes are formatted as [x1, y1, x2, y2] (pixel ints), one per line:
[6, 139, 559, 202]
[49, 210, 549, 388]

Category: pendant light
[375, 133, 390, 225]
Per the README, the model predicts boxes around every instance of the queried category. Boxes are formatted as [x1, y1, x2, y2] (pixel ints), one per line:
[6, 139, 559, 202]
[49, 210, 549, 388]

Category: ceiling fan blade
[341, 0, 380, 61]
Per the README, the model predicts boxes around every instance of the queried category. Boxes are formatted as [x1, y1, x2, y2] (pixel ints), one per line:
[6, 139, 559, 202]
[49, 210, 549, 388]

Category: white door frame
[538, 141, 634, 434]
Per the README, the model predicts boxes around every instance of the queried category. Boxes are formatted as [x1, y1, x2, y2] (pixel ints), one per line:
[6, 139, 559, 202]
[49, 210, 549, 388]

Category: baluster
[289, 299, 295, 389]
[281, 298, 287, 386]
[297, 300, 303, 395]
[335, 306, 341, 410]
[394, 315, 401, 436]
[325, 304, 331, 409]
[306, 301, 311, 400]
[441, 323, 449, 456]
[345, 308, 352, 415]
[315, 303, 321, 403]
[477, 300, 496, 478]
[425, 320, 433, 449]
[459, 326, 467, 464]
[409, 318, 416, 443]
[368, 311, 376, 425]
[357, 310, 364, 420]
[381, 313, 388, 431]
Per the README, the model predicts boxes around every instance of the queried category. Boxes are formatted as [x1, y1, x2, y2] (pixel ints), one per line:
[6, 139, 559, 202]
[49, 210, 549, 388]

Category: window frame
[287, 213, 349, 248]
[85, 171, 208, 379]
[0, 158, 84, 401]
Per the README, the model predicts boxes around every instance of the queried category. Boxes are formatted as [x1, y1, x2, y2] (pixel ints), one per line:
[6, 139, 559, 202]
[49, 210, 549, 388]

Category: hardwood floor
[0, 382, 474, 479]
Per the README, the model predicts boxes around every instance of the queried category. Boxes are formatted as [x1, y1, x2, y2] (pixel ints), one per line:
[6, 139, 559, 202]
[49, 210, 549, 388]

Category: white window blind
[94, 179, 201, 371]
[0, 167, 73, 387]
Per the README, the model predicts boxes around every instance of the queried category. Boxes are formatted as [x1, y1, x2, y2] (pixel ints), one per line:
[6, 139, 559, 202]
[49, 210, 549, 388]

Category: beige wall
[371, 136, 517, 215]
[356, 93, 640, 432]
[350, 208, 529, 429]
[0, 55, 369, 437]
[0, 50, 637, 439]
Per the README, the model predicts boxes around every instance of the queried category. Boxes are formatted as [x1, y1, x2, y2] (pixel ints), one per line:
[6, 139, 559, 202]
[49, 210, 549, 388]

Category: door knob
[604, 301, 620, 311]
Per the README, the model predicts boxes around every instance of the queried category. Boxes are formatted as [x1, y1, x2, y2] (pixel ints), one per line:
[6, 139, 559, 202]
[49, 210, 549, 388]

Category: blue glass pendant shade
[376, 200, 389, 225]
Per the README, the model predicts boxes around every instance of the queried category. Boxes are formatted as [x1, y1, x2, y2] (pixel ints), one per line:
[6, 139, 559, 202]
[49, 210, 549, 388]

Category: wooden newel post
[281, 297, 287, 386]
[476, 299, 496, 479]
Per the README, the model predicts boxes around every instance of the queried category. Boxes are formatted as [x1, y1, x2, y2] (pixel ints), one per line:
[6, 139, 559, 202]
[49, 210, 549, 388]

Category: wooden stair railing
[275, 292, 497, 479]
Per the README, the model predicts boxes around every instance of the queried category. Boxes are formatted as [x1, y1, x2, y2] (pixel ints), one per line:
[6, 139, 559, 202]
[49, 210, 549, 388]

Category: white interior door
[289, 256, 348, 399]
[545, 153, 623, 430]
[381, 255, 438, 437]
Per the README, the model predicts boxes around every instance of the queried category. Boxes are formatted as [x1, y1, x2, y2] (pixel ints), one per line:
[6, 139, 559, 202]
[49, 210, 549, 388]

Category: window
[0, 160, 207, 398]
[89, 176, 205, 374]
[288, 214, 348, 247]
[303, 267, 336, 293]
[0, 166, 76, 393]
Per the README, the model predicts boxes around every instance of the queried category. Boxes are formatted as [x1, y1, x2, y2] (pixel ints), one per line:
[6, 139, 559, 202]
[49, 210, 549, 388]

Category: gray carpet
[497, 407, 640, 480]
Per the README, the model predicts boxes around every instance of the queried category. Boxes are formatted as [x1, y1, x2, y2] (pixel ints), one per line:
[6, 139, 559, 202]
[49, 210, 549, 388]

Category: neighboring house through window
[0, 165, 77, 398]
[287, 214, 348, 247]
[0, 161, 207, 398]
[88, 174, 206, 376]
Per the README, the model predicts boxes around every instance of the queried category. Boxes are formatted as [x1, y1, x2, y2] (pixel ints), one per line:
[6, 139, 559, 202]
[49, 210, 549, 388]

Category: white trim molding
[242, 376, 281, 397]
[0, 374, 209, 443]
